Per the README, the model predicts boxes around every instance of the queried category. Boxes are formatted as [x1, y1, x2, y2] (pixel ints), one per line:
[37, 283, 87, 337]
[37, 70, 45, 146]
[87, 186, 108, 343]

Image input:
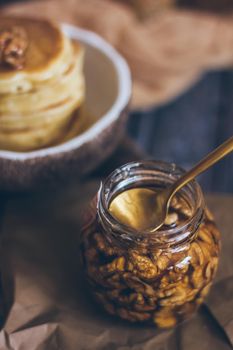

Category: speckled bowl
[0, 25, 131, 191]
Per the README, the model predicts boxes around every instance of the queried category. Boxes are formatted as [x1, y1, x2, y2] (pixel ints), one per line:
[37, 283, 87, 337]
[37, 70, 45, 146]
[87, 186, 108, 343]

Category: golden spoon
[109, 136, 233, 232]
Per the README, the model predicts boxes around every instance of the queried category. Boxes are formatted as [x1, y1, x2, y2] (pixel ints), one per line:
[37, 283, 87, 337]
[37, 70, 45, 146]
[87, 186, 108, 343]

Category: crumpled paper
[2, 0, 233, 109]
[206, 277, 233, 347]
[0, 178, 232, 349]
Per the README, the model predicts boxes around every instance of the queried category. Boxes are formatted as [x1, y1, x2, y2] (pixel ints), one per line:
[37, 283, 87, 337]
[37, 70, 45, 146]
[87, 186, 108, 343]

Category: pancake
[0, 95, 83, 151]
[0, 17, 85, 151]
[0, 47, 84, 115]
[0, 87, 84, 129]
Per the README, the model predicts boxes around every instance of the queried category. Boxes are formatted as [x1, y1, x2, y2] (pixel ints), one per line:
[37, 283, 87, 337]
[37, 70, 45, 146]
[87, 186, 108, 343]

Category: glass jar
[80, 161, 220, 328]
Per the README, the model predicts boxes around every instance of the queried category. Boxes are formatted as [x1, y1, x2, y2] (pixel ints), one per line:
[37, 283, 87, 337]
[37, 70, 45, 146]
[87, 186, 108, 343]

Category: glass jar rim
[97, 160, 205, 247]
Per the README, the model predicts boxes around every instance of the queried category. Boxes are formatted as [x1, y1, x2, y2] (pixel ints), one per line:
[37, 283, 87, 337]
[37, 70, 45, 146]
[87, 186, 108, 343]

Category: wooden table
[0, 139, 232, 349]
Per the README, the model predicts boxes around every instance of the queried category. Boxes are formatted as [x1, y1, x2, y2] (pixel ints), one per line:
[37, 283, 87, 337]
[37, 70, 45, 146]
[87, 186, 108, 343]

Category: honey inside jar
[81, 161, 221, 328]
[109, 187, 193, 231]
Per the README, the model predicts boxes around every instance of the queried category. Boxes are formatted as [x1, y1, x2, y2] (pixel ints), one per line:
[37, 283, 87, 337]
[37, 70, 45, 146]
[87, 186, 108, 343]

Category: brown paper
[206, 277, 233, 347]
[2, 0, 233, 109]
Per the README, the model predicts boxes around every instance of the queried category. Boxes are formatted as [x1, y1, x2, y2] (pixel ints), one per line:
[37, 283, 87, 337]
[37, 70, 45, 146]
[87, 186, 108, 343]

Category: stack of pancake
[0, 17, 85, 151]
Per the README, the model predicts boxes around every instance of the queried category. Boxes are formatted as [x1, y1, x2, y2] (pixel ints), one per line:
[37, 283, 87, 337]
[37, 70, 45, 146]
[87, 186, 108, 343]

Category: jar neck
[97, 161, 205, 250]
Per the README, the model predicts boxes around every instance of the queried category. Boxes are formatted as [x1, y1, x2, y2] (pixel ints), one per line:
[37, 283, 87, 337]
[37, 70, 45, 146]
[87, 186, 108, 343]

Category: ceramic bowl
[0, 24, 131, 191]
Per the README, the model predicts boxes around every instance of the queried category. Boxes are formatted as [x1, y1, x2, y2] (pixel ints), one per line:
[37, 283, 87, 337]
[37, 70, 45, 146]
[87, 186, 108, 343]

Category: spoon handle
[170, 136, 233, 195]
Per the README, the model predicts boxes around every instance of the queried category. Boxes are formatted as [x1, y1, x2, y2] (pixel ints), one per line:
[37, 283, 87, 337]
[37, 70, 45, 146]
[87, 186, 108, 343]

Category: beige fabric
[2, 0, 233, 109]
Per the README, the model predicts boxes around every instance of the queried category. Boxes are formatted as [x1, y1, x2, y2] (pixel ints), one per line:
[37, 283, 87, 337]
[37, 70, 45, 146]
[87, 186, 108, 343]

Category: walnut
[156, 254, 171, 271]
[117, 307, 151, 322]
[134, 292, 144, 304]
[153, 308, 177, 328]
[134, 302, 156, 312]
[123, 273, 155, 297]
[106, 274, 122, 288]
[94, 292, 116, 315]
[93, 232, 117, 256]
[159, 286, 187, 306]
[157, 286, 177, 299]
[0, 26, 28, 69]
[198, 241, 212, 261]
[188, 241, 205, 266]
[191, 266, 204, 289]
[204, 262, 212, 280]
[100, 256, 126, 274]
[129, 251, 158, 279]
[198, 227, 213, 245]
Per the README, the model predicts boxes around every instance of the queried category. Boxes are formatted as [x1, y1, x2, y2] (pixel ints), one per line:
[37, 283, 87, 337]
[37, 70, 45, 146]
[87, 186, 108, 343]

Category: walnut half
[0, 26, 28, 70]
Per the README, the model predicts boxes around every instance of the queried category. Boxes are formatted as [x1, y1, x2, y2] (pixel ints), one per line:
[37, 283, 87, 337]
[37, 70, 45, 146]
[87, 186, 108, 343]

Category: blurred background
[1, 0, 233, 193]
[129, 70, 233, 192]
